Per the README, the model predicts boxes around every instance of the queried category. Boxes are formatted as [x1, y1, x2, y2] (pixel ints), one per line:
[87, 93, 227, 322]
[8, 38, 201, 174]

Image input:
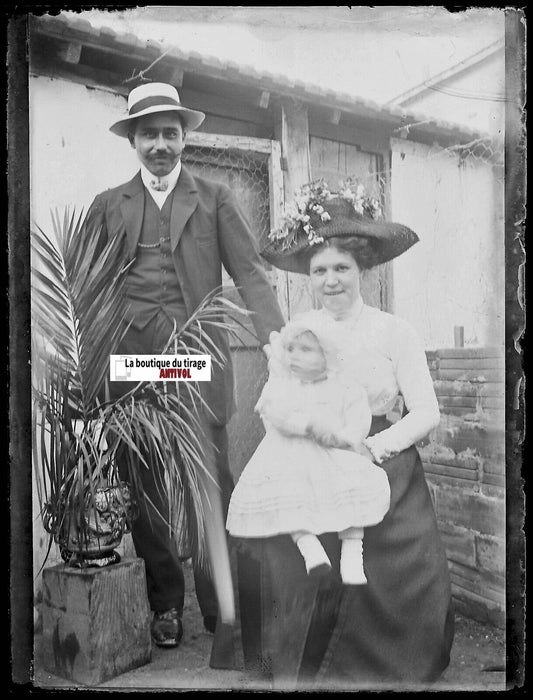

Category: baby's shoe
[295, 534, 332, 579]
[308, 562, 333, 583]
[340, 539, 367, 585]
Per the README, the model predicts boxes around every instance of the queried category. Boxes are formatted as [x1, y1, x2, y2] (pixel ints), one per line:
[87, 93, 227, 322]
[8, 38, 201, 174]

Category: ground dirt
[34, 560, 507, 691]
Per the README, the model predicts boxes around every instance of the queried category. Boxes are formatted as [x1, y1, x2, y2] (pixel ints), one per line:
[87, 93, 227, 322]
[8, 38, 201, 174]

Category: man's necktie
[149, 179, 169, 192]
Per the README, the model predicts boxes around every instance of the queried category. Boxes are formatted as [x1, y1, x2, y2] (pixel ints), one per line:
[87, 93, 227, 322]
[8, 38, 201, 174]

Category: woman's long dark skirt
[210, 417, 455, 689]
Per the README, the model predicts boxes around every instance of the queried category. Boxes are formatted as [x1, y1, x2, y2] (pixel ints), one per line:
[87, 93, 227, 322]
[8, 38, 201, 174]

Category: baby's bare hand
[310, 426, 345, 449]
[318, 434, 337, 448]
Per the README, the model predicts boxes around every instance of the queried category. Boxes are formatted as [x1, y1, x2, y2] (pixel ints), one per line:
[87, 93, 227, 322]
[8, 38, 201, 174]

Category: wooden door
[310, 136, 391, 311]
[182, 133, 284, 481]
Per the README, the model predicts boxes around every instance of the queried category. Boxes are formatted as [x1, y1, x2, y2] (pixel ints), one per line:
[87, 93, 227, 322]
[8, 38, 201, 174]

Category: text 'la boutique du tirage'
[110, 355, 211, 382]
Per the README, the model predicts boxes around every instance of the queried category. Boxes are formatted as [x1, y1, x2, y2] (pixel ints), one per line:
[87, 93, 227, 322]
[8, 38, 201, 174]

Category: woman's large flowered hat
[261, 178, 419, 274]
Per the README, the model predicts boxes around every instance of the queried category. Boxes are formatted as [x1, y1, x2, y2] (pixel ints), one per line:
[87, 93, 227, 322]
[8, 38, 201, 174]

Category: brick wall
[420, 348, 505, 628]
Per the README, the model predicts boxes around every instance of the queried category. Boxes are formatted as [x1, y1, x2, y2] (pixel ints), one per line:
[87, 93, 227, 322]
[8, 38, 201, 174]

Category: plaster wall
[400, 52, 505, 137]
[30, 75, 137, 231]
[390, 137, 504, 350]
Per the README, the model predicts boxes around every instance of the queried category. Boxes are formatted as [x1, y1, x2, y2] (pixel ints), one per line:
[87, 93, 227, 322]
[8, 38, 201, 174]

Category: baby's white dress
[226, 371, 391, 538]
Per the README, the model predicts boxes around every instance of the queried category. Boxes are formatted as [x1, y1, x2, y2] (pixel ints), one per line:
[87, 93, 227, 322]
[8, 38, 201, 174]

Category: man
[86, 82, 284, 648]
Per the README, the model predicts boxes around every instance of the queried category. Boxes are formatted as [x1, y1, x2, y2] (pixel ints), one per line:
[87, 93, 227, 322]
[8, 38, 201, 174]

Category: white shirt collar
[140, 161, 182, 208]
[323, 295, 365, 323]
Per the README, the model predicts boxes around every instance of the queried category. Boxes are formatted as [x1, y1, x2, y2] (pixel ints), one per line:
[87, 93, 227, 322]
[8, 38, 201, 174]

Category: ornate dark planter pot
[52, 484, 135, 569]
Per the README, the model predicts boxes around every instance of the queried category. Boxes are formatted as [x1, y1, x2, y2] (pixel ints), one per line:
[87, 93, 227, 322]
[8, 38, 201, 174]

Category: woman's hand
[351, 441, 377, 462]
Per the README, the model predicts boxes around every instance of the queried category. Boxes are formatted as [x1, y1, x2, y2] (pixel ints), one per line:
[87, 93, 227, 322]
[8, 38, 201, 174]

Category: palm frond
[32, 206, 248, 591]
[32, 210, 130, 413]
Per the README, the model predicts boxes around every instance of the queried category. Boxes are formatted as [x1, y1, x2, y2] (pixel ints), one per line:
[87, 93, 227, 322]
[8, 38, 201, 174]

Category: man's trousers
[113, 311, 234, 616]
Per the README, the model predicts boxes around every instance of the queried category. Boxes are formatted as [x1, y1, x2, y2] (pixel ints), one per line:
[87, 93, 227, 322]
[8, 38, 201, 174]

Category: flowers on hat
[269, 178, 382, 250]
[338, 177, 383, 220]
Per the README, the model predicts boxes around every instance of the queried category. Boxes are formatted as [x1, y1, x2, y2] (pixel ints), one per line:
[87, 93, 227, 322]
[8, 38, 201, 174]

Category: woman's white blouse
[305, 300, 440, 463]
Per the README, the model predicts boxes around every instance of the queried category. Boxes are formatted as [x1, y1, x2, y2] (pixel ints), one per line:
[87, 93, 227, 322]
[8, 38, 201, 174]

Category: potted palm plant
[32, 208, 245, 621]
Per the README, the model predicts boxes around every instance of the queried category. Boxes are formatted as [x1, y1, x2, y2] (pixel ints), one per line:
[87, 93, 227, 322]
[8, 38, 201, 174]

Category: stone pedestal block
[42, 557, 151, 686]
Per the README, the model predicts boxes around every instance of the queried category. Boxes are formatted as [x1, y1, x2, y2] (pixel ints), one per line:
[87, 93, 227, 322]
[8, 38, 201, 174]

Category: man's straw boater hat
[261, 179, 419, 274]
[110, 82, 206, 137]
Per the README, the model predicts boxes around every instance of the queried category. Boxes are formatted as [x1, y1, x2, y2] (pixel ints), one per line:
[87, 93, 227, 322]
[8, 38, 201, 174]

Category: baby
[227, 313, 390, 585]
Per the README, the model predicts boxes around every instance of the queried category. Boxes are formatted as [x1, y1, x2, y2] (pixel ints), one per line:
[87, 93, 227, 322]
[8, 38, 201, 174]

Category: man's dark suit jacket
[87, 166, 285, 426]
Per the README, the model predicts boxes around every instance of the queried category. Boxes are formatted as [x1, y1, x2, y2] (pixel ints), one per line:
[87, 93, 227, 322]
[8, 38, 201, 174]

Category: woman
[230, 180, 454, 689]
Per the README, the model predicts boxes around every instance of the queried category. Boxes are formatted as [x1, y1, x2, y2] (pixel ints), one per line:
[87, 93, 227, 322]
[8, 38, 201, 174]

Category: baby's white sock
[340, 537, 367, 585]
[292, 533, 331, 574]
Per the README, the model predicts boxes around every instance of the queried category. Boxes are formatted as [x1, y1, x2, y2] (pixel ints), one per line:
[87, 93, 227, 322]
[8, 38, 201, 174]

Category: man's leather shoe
[203, 615, 217, 634]
[151, 607, 183, 648]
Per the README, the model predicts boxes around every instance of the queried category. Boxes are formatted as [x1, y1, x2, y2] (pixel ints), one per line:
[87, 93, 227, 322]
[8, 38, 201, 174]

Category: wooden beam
[30, 59, 130, 97]
[268, 138, 284, 226]
[329, 108, 342, 125]
[376, 148, 394, 314]
[57, 41, 82, 65]
[186, 130, 273, 154]
[200, 115, 271, 139]
[257, 90, 270, 109]
[274, 99, 314, 316]
[267, 138, 290, 320]
[32, 19, 158, 66]
[169, 65, 184, 87]
[178, 87, 270, 125]
[31, 57, 271, 127]
[308, 112, 390, 152]
[276, 99, 311, 196]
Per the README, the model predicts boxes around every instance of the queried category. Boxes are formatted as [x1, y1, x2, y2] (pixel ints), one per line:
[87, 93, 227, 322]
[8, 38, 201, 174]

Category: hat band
[129, 95, 181, 116]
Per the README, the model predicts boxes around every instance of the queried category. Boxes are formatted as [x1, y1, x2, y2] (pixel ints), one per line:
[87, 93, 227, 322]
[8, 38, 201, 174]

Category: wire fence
[430, 136, 504, 190]
[182, 145, 271, 248]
